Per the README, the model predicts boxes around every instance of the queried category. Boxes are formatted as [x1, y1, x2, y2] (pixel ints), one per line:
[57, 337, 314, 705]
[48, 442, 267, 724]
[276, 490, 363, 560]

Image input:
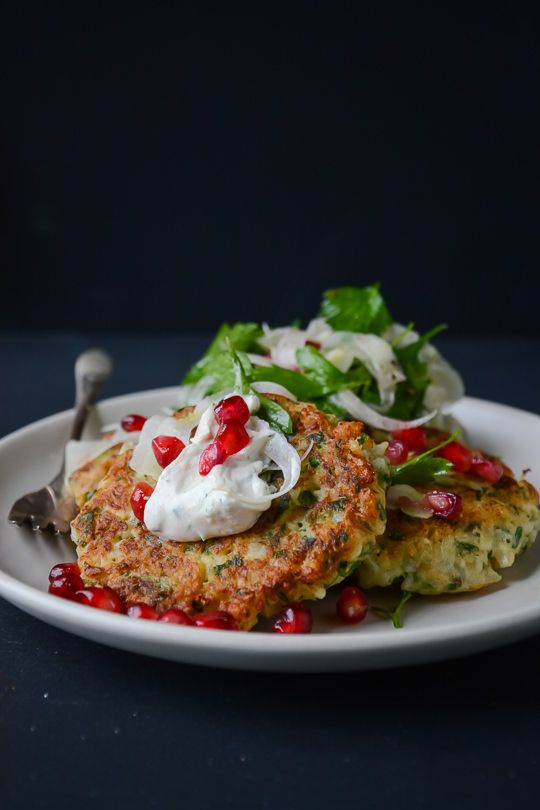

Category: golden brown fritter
[70, 397, 387, 629]
[357, 474, 540, 594]
[69, 446, 123, 508]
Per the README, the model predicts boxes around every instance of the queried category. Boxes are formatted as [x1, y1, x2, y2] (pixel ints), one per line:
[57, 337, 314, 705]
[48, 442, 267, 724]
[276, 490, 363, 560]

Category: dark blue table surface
[1, 333, 540, 810]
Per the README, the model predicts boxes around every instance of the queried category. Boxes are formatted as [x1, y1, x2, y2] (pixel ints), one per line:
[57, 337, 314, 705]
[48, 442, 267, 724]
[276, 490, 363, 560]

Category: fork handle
[70, 349, 114, 441]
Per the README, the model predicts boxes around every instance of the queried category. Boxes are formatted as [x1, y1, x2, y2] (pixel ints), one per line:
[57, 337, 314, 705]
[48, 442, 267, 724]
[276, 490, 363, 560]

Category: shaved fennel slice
[176, 376, 214, 408]
[130, 415, 194, 480]
[422, 347, 465, 413]
[246, 353, 273, 367]
[263, 438, 313, 471]
[232, 428, 302, 509]
[331, 389, 436, 431]
[257, 320, 333, 369]
[325, 332, 405, 409]
[257, 325, 306, 368]
[384, 323, 465, 412]
[251, 381, 297, 400]
[387, 485, 433, 519]
[65, 428, 141, 479]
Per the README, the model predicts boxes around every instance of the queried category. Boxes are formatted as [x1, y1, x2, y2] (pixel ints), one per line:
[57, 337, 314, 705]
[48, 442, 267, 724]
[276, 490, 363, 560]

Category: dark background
[2, 8, 540, 809]
[1, 1, 539, 335]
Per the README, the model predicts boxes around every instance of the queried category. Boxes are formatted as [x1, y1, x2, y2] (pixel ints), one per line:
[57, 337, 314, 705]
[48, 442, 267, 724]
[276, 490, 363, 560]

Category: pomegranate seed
[422, 490, 463, 521]
[471, 454, 503, 484]
[272, 602, 313, 634]
[48, 562, 84, 599]
[214, 395, 250, 426]
[436, 441, 473, 473]
[158, 608, 193, 625]
[121, 414, 147, 432]
[199, 440, 227, 476]
[391, 427, 427, 453]
[152, 435, 185, 468]
[217, 422, 250, 456]
[336, 586, 369, 624]
[385, 439, 409, 465]
[48, 576, 79, 600]
[126, 603, 159, 620]
[194, 611, 238, 630]
[130, 482, 154, 522]
[75, 586, 123, 613]
[48, 562, 83, 588]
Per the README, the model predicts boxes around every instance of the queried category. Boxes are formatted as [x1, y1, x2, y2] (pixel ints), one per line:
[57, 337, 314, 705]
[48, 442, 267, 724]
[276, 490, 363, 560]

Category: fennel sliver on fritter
[69, 398, 387, 630]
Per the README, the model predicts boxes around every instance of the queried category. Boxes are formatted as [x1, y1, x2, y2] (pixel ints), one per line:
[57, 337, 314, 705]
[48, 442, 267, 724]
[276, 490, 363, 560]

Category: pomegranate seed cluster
[48, 563, 375, 633]
[48, 562, 238, 628]
[384, 428, 504, 522]
[199, 395, 251, 477]
[436, 440, 504, 484]
[385, 427, 503, 485]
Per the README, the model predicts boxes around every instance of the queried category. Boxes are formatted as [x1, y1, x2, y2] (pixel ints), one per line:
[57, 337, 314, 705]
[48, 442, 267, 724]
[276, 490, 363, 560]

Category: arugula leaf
[394, 324, 446, 388]
[344, 362, 373, 389]
[295, 345, 349, 394]
[186, 348, 253, 395]
[310, 396, 348, 418]
[372, 591, 412, 628]
[390, 322, 415, 347]
[390, 432, 457, 486]
[183, 322, 262, 384]
[258, 394, 293, 435]
[251, 363, 326, 400]
[319, 285, 392, 335]
[203, 322, 263, 356]
[184, 338, 294, 435]
[391, 456, 453, 486]
[295, 345, 373, 402]
[187, 352, 235, 392]
[387, 324, 446, 420]
[227, 340, 252, 394]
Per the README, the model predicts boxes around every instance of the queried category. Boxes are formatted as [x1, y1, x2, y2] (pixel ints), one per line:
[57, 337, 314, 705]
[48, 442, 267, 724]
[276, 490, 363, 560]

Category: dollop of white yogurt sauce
[144, 394, 296, 542]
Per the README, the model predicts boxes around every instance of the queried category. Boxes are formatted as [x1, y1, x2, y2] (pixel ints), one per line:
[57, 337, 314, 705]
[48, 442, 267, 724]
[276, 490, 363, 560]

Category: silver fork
[8, 349, 113, 534]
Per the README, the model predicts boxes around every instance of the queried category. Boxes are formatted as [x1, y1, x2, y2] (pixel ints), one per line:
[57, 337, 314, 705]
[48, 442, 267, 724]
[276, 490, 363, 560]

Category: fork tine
[30, 515, 46, 532]
[7, 506, 26, 525]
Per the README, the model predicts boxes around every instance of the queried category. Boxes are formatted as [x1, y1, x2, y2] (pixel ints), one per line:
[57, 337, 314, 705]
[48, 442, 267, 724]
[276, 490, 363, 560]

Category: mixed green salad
[182, 284, 464, 434]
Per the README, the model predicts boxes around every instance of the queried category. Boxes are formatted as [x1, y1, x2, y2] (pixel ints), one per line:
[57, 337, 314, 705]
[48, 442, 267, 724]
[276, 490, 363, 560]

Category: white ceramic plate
[1, 389, 539, 672]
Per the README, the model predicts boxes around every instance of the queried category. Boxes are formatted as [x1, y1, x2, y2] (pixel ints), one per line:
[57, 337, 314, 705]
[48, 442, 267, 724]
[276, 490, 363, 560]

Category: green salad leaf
[180, 286, 453, 427]
[258, 394, 293, 435]
[184, 322, 262, 384]
[372, 590, 412, 628]
[310, 396, 348, 418]
[391, 456, 453, 486]
[295, 345, 349, 394]
[387, 324, 446, 420]
[227, 340, 252, 395]
[295, 345, 372, 395]
[187, 348, 254, 395]
[390, 432, 457, 486]
[187, 339, 294, 435]
[251, 363, 326, 400]
[319, 285, 393, 335]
